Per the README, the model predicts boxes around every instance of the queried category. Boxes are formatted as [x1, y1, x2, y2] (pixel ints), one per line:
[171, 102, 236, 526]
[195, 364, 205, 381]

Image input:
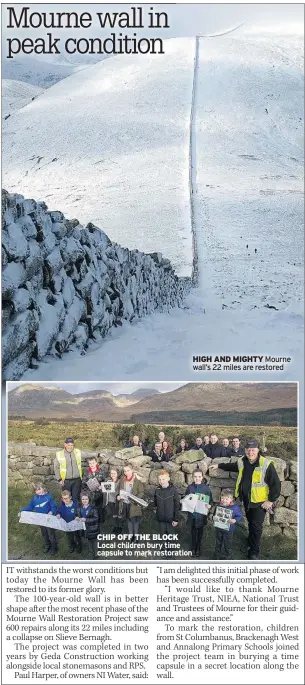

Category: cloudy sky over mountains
[7, 381, 184, 395]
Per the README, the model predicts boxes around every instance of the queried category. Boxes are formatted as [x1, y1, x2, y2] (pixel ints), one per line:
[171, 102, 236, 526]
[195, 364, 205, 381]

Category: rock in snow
[2, 190, 190, 379]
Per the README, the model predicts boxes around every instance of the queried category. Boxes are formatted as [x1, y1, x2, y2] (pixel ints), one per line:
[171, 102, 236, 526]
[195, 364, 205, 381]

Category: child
[117, 463, 146, 541]
[213, 489, 243, 560]
[20, 483, 58, 554]
[104, 467, 122, 533]
[154, 470, 180, 536]
[79, 492, 99, 559]
[82, 456, 107, 521]
[185, 469, 213, 557]
[56, 490, 82, 553]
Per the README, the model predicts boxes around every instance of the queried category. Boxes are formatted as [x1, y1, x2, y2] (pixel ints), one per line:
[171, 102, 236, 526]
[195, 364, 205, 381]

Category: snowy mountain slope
[3, 26, 304, 382]
[2, 39, 195, 278]
[2, 79, 43, 119]
[194, 32, 304, 313]
[1, 53, 86, 88]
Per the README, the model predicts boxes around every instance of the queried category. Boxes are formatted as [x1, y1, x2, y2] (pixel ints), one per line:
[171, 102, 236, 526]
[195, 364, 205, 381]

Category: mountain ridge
[8, 383, 297, 425]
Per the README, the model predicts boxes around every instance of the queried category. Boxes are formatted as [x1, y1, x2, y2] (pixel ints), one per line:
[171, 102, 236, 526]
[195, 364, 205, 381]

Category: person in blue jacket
[185, 470, 213, 557]
[56, 490, 82, 553]
[20, 482, 58, 554]
[213, 489, 243, 559]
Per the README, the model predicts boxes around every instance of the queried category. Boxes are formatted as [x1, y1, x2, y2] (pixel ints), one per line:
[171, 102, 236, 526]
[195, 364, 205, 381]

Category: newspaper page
[1, 2, 304, 685]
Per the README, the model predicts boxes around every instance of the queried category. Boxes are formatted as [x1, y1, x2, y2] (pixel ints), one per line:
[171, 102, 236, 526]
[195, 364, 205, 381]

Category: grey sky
[6, 381, 185, 395]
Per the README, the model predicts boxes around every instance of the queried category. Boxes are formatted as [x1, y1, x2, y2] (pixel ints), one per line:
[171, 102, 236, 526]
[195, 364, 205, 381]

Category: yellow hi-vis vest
[235, 456, 275, 504]
[56, 449, 82, 480]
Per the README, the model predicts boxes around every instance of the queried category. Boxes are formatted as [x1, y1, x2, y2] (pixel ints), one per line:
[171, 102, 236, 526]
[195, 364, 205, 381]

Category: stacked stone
[2, 190, 191, 379]
[273, 459, 298, 539]
[7, 444, 298, 538]
[8, 443, 56, 486]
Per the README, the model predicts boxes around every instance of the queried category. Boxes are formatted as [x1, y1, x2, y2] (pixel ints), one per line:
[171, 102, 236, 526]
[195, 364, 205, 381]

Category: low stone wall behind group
[2, 190, 190, 379]
[8, 443, 298, 539]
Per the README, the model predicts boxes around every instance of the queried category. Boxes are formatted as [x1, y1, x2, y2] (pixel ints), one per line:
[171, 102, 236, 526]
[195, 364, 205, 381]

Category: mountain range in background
[8, 383, 298, 426]
[1, 52, 106, 89]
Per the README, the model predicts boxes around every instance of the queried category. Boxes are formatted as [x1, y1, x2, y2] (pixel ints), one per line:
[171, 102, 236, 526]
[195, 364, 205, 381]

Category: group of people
[128, 431, 247, 462]
[20, 439, 145, 558]
[19, 434, 281, 560]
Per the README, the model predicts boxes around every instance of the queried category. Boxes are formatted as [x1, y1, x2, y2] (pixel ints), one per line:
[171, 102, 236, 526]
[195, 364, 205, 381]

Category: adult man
[192, 437, 205, 451]
[125, 435, 146, 455]
[158, 431, 165, 444]
[204, 434, 226, 459]
[222, 438, 232, 457]
[210, 440, 281, 559]
[54, 438, 82, 502]
[229, 437, 245, 458]
[149, 442, 163, 463]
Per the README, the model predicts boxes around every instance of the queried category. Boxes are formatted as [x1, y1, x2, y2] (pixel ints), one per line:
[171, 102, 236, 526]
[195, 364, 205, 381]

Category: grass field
[8, 485, 297, 562]
[8, 420, 298, 456]
[7, 420, 298, 560]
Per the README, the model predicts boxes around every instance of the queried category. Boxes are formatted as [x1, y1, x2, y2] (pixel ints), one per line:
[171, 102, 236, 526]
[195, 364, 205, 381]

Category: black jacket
[82, 465, 108, 488]
[204, 442, 226, 459]
[79, 505, 99, 539]
[154, 484, 181, 523]
[222, 446, 233, 457]
[191, 444, 205, 451]
[176, 446, 189, 454]
[150, 450, 163, 463]
[218, 456, 281, 508]
[228, 446, 245, 458]
[160, 449, 173, 462]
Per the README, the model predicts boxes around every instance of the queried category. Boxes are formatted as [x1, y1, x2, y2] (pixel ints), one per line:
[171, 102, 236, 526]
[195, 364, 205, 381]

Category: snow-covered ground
[2, 26, 304, 381]
[3, 39, 195, 278]
[2, 79, 43, 119]
[1, 53, 89, 88]
[22, 290, 303, 381]
[194, 32, 303, 312]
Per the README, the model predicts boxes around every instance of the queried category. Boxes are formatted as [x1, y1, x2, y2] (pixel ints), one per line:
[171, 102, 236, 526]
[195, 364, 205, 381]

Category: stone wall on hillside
[2, 190, 191, 379]
[8, 444, 298, 539]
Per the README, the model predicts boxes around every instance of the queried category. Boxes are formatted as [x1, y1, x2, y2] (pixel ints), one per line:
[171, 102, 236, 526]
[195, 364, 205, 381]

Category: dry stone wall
[8, 444, 298, 538]
[2, 190, 190, 379]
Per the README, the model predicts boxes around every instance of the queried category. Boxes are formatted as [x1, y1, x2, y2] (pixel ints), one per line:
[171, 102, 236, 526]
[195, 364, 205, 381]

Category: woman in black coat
[175, 438, 189, 454]
[161, 441, 173, 462]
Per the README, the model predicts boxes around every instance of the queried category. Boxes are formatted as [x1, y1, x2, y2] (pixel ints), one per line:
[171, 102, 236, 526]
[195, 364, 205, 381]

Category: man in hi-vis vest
[54, 438, 82, 502]
[210, 440, 281, 560]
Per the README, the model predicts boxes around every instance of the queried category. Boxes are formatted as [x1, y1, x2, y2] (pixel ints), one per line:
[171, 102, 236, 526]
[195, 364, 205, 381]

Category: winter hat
[245, 440, 259, 448]
[65, 438, 74, 444]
